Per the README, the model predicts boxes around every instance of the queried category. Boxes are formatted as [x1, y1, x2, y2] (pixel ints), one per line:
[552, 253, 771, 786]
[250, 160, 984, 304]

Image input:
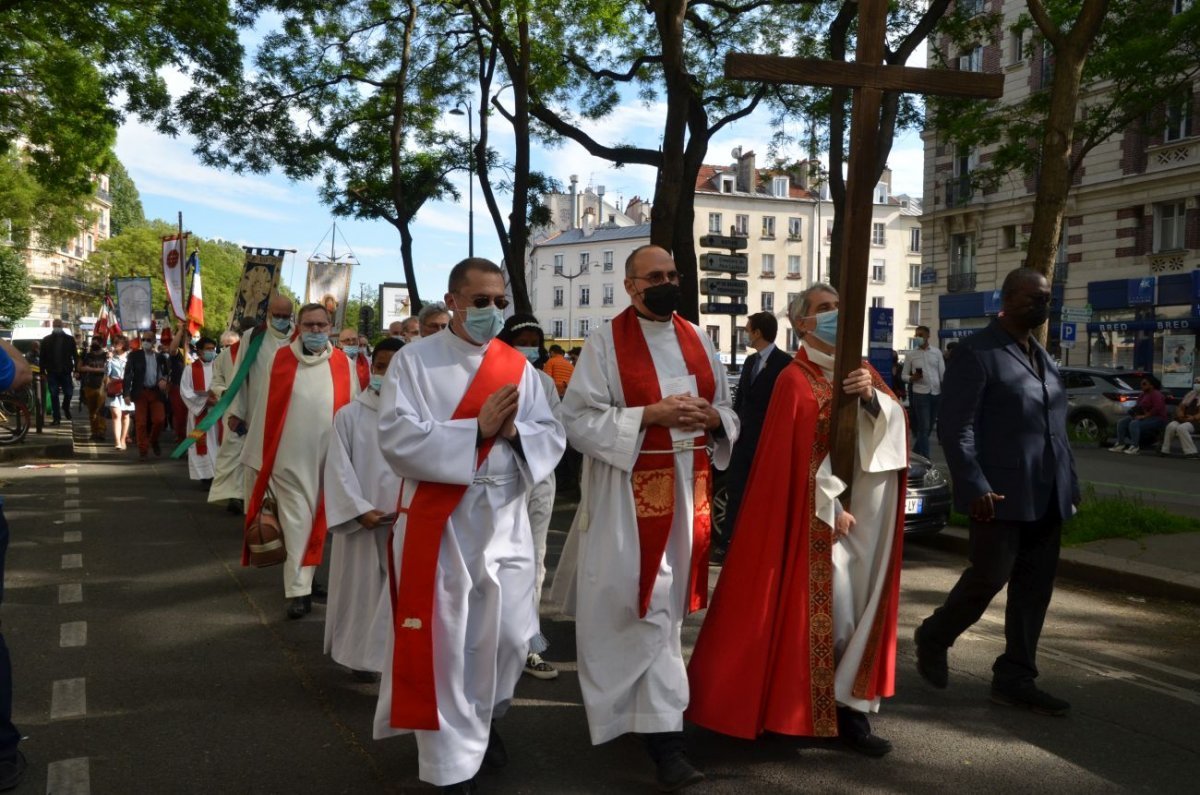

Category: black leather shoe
[0, 750, 27, 792]
[311, 582, 328, 604]
[227, 499, 244, 515]
[63, 409, 72, 420]
[914, 625, 948, 689]
[656, 752, 704, 792]
[483, 722, 508, 768]
[441, 779, 477, 794]
[151, 440, 162, 456]
[841, 731, 893, 757]
[286, 597, 309, 620]
[990, 684, 1070, 716]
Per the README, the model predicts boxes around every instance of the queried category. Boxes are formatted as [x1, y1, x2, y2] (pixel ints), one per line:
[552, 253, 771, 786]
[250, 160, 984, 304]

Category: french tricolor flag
[186, 251, 204, 336]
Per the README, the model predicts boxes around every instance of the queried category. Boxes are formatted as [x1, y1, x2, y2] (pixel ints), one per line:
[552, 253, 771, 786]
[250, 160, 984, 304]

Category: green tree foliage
[931, 0, 1200, 281]
[182, 1, 468, 312]
[107, 157, 145, 237]
[88, 220, 252, 338]
[0, 148, 96, 248]
[0, 245, 33, 324]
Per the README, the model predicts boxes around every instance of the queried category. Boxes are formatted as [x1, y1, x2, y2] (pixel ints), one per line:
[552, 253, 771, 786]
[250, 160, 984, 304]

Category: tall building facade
[527, 149, 924, 362]
[920, 0, 1199, 376]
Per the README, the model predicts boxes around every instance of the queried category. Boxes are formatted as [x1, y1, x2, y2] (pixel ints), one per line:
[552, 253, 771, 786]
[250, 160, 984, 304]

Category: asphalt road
[2, 437, 1198, 794]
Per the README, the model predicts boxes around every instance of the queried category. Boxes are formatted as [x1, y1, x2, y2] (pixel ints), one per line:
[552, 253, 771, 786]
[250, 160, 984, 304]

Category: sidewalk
[0, 409, 76, 463]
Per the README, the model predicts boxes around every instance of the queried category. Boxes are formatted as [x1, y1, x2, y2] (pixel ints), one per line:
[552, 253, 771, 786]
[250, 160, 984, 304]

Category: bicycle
[0, 385, 32, 445]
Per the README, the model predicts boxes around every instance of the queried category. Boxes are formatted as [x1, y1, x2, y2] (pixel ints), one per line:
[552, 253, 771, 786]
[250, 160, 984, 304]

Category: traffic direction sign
[1060, 306, 1092, 322]
[701, 302, 748, 315]
[701, 278, 748, 298]
[698, 234, 748, 251]
[700, 253, 749, 274]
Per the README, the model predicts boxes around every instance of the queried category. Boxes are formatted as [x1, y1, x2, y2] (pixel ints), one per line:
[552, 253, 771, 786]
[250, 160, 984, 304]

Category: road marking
[64, 499, 81, 509]
[59, 583, 82, 604]
[46, 757, 90, 795]
[50, 678, 86, 719]
[65, 487, 80, 496]
[65, 477, 79, 485]
[63, 530, 82, 544]
[60, 622, 87, 648]
[65, 468, 79, 475]
[64, 512, 81, 523]
[61, 554, 82, 570]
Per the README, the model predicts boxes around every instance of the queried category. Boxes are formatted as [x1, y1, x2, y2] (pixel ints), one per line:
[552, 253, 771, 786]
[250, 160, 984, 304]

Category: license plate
[905, 497, 923, 514]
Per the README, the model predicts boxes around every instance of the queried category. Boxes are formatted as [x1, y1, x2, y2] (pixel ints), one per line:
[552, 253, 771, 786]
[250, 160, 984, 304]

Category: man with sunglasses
[372, 258, 565, 793]
[551, 244, 737, 791]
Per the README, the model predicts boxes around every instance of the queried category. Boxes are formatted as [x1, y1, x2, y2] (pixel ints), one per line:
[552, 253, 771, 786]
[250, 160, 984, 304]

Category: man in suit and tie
[124, 332, 171, 460]
[915, 267, 1079, 716]
[713, 311, 793, 561]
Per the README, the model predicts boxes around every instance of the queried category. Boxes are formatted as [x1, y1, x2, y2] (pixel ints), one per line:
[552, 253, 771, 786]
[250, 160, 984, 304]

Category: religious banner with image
[161, 234, 188, 319]
[1162, 334, 1195, 389]
[114, 277, 154, 332]
[304, 259, 353, 329]
[230, 248, 285, 328]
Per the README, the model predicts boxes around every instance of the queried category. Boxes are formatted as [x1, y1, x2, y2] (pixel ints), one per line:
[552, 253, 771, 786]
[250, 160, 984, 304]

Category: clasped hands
[479, 384, 519, 440]
[643, 393, 720, 433]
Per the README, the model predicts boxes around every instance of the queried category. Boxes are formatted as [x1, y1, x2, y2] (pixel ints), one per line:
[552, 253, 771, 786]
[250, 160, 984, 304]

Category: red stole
[354, 352, 370, 391]
[189, 360, 215, 454]
[611, 307, 715, 619]
[241, 345, 353, 567]
[388, 340, 527, 731]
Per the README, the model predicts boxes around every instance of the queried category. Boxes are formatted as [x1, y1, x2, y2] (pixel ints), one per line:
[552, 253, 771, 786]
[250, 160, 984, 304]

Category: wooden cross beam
[725, 0, 1003, 498]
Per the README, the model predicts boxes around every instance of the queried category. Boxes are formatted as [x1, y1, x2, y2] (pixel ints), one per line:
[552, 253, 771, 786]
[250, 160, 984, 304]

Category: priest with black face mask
[550, 244, 739, 791]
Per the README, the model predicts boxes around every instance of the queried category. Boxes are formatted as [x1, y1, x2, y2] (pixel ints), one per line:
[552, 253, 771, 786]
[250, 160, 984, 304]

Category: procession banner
[230, 248, 285, 328]
[304, 259, 353, 329]
[113, 277, 154, 332]
[1162, 334, 1195, 389]
[379, 282, 410, 332]
[161, 234, 188, 319]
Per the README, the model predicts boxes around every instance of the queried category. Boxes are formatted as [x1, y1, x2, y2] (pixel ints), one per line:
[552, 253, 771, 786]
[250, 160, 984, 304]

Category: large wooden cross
[726, 0, 1003, 495]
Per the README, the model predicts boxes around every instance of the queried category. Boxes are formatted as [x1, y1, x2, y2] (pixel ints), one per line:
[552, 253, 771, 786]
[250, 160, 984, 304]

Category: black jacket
[123, 349, 171, 402]
[40, 329, 78, 374]
[729, 345, 793, 476]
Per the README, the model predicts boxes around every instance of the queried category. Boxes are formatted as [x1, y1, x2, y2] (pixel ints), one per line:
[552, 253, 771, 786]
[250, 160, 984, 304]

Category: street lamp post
[553, 265, 588, 347]
[449, 101, 475, 257]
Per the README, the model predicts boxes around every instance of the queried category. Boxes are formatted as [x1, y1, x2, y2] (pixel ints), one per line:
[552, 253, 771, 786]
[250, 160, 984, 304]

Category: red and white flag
[186, 251, 204, 335]
[162, 234, 188, 319]
[96, 294, 122, 344]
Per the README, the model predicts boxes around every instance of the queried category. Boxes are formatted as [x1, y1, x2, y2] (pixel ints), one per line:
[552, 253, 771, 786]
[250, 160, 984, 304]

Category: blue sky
[114, 52, 926, 308]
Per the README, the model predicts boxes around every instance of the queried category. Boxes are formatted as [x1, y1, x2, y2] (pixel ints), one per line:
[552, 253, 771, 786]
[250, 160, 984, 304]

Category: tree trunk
[396, 220, 423, 310]
[389, 0, 420, 311]
[502, 10, 533, 315]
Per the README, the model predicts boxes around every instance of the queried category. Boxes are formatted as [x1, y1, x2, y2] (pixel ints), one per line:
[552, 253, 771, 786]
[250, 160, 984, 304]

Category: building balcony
[945, 175, 973, 207]
[1147, 250, 1195, 273]
[760, 271, 775, 279]
[787, 234, 802, 242]
[95, 187, 112, 205]
[1146, 137, 1198, 174]
[947, 271, 977, 293]
[786, 272, 802, 280]
[31, 275, 93, 294]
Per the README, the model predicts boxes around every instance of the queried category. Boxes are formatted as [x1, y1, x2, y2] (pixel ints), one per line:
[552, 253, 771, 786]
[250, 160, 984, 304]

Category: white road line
[58, 583, 83, 604]
[65, 468, 79, 475]
[65, 487, 80, 496]
[63, 512, 81, 523]
[64, 499, 81, 509]
[46, 757, 90, 794]
[59, 622, 87, 648]
[64, 477, 79, 485]
[50, 678, 86, 719]
[63, 530, 82, 544]
[60, 554, 82, 570]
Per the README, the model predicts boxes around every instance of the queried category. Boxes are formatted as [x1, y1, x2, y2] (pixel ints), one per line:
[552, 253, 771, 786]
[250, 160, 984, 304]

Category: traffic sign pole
[698, 229, 751, 371]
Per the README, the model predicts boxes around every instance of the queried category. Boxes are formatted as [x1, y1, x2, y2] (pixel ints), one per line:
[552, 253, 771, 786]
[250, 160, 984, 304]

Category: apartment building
[527, 149, 926, 361]
[920, 0, 1199, 374]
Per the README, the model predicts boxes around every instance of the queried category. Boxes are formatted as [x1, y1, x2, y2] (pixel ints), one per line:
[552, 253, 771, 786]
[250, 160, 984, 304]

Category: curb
[917, 527, 1200, 605]
[0, 419, 77, 464]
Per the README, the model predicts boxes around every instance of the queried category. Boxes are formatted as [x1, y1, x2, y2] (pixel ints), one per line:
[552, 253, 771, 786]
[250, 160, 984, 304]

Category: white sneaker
[1124, 447, 1140, 455]
[524, 653, 559, 680]
[1109, 444, 1125, 453]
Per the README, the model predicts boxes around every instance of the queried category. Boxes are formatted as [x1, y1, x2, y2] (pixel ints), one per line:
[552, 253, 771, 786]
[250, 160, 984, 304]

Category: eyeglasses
[631, 271, 680, 286]
[458, 294, 510, 310]
[298, 321, 331, 332]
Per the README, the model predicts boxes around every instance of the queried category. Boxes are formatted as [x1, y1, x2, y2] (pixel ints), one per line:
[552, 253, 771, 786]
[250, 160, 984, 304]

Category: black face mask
[641, 283, 680, 317]
[1025, 304, 1050, 327]
[90, 343, 101, 352]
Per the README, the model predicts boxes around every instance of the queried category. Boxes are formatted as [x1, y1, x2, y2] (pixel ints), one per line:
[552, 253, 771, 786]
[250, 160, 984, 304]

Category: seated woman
[1111, 378, 1169, 455]
[1160, 378, 1200, 458]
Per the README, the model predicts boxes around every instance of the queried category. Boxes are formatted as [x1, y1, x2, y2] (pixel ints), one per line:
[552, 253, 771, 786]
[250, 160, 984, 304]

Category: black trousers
[920, 502, 1062, 690]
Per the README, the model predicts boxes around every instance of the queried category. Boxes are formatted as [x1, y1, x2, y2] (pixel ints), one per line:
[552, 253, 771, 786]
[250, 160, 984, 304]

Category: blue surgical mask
[270, 317, 292, 333]
[515, 345, 540, 364]
[343, 345, 360, 358]
[201, 350, 216, 363]
[301, 332, 328, 353]
[463, 306, 504, 344]
[812, 309, 838, 346]
[369, 374, 384, 393]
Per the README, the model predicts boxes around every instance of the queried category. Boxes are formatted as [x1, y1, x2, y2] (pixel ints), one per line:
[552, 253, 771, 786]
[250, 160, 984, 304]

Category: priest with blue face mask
[371, 259, 565, 792]
[686, 282, 909, 759]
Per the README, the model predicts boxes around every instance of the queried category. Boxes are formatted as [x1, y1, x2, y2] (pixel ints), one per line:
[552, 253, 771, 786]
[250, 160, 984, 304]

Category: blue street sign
[1061, 322, 1076, 342]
